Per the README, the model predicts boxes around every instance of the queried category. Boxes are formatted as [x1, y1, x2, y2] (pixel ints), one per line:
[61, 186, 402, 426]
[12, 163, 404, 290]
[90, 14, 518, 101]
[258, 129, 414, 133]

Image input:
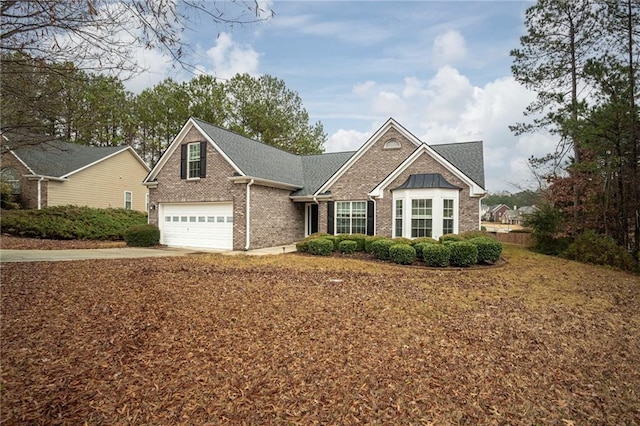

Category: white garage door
[159, 203, 233, 250]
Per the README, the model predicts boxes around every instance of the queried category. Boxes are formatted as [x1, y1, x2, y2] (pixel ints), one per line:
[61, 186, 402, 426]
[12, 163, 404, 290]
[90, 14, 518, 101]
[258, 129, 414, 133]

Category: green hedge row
[298, 232, 503, 268]
[0, 205, 148, 240]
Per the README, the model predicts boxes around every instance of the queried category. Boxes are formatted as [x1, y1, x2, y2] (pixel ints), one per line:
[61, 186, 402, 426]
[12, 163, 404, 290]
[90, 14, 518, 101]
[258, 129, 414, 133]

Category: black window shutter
[180, 144, 187, 179]
[199, 141, 207, 178]
[311, 204, 319, 234]
[327, 201, 334, 235]
[366, 200, 375, 236]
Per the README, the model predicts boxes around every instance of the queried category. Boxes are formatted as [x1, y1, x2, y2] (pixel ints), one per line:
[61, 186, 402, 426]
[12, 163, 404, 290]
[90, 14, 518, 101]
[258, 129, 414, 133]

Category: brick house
[1, 134, 150, 211]
[143, 117, 487, 250]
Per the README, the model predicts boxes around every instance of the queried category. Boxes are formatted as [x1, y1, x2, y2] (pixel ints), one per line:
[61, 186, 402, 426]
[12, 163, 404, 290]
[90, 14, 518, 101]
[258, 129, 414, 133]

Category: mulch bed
[2, 248, 639, 424]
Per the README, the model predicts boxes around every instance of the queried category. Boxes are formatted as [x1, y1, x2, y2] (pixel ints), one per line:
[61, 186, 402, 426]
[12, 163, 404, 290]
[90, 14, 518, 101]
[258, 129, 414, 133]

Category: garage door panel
[159, 203, 233, 250]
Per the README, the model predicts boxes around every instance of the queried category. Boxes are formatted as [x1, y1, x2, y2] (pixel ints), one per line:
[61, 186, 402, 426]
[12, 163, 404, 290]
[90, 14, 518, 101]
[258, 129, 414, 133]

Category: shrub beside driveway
[2, 246, 639, 424]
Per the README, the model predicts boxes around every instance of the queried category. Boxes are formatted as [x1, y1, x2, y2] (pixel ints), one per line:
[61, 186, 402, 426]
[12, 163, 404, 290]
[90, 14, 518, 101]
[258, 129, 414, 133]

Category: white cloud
[203, 32, 260, 80]
[331, 67, 558, 192]
[432, 29, 467, 66]
[326, 129, 370, 152]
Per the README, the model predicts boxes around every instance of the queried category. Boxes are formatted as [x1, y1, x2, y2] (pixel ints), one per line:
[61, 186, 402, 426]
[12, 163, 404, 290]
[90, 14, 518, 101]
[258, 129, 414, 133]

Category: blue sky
[125, 1, 556, 193]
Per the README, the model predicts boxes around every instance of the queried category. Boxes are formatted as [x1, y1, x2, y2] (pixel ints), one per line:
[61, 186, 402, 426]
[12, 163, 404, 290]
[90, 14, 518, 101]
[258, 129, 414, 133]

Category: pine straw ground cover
[1, 246, 639, 425]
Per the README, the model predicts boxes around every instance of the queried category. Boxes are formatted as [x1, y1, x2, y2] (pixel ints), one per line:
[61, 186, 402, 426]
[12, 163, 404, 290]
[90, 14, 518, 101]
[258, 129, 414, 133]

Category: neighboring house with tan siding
[144, 117, 487, 250]
[1, 135, 150, 211]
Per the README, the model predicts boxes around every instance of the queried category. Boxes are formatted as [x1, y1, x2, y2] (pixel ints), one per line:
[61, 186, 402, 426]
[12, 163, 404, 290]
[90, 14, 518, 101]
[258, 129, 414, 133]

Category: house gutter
[245, 179, 254, 250]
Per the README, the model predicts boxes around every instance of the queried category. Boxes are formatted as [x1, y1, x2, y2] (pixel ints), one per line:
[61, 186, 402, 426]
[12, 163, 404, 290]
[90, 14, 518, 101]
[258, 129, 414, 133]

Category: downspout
[245, 179, 254, 250]
[478, 192, 488, 231]
[37, 177, 44, 210]
[368, 194, 376, 236]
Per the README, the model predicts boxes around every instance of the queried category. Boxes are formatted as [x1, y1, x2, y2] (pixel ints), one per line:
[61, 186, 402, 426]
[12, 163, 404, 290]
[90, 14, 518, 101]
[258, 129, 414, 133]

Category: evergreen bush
[307, 238, 334, 256]
[0, 205, 147, 240]
[370, 238, 396, 260]
[563, 230, 634, 271]
[365, 235, 386, 253]
[338, 239, 358, 254]
[469, 237, 503, 264]
[448, 241, 478, 267]
[389, 244, 416, 265]
[339, 234, 367, 251]
[422, 244, 451, 267]
[439, 234, 464, 244]
[124, 224, 160, 247]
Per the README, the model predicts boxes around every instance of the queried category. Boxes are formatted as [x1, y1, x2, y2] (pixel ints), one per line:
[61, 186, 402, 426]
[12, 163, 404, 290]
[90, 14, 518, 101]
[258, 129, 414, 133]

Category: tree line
[511, 0, 639, 261]
[0, 54, 326, 163]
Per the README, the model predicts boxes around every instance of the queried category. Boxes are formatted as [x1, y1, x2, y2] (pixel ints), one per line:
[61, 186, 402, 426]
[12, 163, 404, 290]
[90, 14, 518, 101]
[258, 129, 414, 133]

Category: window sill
[186, 177, 201, 182]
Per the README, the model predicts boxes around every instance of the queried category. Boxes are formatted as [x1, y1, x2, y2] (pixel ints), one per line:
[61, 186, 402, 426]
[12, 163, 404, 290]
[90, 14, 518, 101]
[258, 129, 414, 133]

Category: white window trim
[187, 142, 201, 180]
[394, 199, 403, 238]
[124, 191, 133, 210]
[392, 188, 459, 240]
[335, 200, 367, 235]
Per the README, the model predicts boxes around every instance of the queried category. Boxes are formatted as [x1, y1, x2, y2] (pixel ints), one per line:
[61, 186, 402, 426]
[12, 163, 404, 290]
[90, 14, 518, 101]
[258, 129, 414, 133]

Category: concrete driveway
[0, 244, 297, 263]
[0, 247, 198, 263]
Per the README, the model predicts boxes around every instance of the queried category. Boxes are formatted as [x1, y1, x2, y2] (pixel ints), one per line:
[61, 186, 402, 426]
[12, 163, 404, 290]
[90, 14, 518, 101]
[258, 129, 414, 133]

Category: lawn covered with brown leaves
[2, 246, 639, 425]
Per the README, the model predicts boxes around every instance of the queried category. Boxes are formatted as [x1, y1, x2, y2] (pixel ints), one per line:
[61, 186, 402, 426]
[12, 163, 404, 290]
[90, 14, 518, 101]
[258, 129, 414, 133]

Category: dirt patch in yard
[1, 246, 639, 425]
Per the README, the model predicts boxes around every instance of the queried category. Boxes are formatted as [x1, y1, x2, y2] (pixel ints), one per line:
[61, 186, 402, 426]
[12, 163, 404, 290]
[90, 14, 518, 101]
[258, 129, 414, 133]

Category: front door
[305, 203, 319, 236]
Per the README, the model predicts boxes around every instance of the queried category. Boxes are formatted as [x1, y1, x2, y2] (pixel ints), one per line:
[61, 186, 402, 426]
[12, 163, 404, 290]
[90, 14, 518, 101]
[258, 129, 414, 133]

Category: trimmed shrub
[469, 237, 503, 264]
[324, 235, 339, 250]
[439, 233, 464, 244]
[0, 205, 148, 240]
[295, 239, 310, 253]
[370, 238, 396, 260]
[297, 233, 335, 253]
[392, 237, 413, 246]
[340, 233, 367, 252]
[422, 244, 450, 267]
[411, 237, 438, 247]
[563, 230, 634, 271]
[448, 241, 478, 267]
[124, 224, 160, 247]
[338, 239, 358, 254]
[389, 244, 416, 265]
[411, 238, 437, 258]
[365, 235, 386, 253]
[307, 238, 334, 256]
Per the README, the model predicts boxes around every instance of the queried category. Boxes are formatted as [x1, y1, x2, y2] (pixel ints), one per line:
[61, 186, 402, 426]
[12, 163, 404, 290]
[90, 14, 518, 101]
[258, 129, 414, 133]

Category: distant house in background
[482, 204, 510, 222]
[502, 205, 538, 225]
[1, 135, 150, 211]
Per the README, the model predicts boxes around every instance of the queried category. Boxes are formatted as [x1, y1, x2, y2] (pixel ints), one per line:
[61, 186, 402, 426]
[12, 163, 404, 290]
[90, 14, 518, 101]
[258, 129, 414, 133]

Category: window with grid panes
[336, 201, 366, 234]
[411, 199, 432, 237]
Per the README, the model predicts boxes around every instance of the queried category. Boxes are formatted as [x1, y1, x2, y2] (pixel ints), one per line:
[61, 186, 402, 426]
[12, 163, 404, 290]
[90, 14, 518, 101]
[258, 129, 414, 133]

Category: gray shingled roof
[295, 151, 355, 196]
[193, 119, 304, 186]
[431, 141, 485, 188]
[191, 118, 484, 194]
[9, 139, 127, 178]
[393, 173, 461, 190]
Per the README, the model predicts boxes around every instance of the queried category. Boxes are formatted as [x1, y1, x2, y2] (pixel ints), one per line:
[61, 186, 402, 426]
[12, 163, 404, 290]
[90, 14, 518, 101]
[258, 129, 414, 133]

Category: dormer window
[384, 139, 401, 150]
